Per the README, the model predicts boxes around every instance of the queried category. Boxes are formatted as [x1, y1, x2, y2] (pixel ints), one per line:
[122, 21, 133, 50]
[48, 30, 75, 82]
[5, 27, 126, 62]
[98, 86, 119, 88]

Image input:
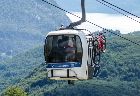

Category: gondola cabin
[43, 0, 106, 83]
[44, 29, 95, 81]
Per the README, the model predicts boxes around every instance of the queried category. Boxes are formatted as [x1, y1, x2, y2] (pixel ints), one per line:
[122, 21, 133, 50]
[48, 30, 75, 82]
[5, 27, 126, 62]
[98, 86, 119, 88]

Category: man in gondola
[62, 37, 76, 62]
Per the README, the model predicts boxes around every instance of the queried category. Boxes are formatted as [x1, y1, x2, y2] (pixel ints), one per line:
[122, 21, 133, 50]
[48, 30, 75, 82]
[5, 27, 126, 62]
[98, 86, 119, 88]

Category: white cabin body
[44, 29, 94, 80]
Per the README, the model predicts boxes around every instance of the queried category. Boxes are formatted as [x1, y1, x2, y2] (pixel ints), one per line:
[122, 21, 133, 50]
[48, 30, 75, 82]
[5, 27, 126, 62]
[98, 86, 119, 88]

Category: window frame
[44, 34, 83, 63]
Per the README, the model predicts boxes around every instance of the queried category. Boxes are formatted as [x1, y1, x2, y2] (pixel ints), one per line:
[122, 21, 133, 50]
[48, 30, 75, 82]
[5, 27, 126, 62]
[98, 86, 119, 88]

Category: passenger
[57, 39, 65, 61]
[62, 37, 76, 62]
[65, 39, 75, 53]
[97, 33, 104, 52]
[49, 39, 64, 62]
[58, 39, 63, 48]
[66, 40, 76, 62]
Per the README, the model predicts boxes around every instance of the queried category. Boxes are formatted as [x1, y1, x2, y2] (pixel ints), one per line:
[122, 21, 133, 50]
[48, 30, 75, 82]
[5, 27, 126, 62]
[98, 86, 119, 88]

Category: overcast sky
[55, 0, 140, 34]
[56, 0, 140, 14]
[67, 12, 140, 34]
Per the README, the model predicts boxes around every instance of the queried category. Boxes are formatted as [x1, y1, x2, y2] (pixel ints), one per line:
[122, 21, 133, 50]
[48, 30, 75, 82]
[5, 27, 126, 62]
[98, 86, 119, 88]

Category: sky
[67, 12, 140, 34]
[56, 0, 140, 34]
[56, 0, 140, 14]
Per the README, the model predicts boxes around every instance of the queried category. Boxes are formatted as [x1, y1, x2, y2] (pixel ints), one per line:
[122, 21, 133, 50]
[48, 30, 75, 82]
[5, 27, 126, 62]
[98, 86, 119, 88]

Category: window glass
[45, 34, 83, 63]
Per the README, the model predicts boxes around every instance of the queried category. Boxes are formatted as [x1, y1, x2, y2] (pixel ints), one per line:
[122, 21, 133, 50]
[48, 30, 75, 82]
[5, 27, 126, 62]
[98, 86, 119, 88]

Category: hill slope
[0, 0, 70, 61]
[0, 46, 44, 93]
[1, 34, 140, 95]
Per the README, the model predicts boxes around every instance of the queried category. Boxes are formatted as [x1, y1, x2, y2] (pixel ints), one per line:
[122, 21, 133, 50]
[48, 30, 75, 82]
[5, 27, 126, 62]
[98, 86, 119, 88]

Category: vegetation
[0, 0, 70, 61]
[0, 32, 140, 95]
[0, 46, 44, 93]
[3, 86, 27, 96]
[44, 80, 140, 96]
[100, 35, 140, 81]
[0, 0, 140, 95]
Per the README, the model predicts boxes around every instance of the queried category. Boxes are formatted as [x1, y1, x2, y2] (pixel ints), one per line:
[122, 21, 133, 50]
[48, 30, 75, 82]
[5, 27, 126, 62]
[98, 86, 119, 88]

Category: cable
[96, 0, 140, 24]
[41, 0, 140, 46]
[86, 20, 140, 46]
[99, 0, 140, 19]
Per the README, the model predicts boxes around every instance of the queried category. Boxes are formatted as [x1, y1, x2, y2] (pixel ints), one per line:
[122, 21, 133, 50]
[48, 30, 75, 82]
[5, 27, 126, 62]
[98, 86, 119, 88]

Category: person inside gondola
[57, 39, 65, 61]
[62, 36, 76, 62]
[48, 38, 64, 63]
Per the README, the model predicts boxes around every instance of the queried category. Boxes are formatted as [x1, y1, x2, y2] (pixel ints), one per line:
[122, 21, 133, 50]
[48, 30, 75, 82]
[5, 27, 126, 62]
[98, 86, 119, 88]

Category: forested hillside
[0, 0, 70, 61]
[101, 35, 140, 81]
[0, 47, 44, 93]
[1, 0, 140, 95]
[1, 33, 140, 95]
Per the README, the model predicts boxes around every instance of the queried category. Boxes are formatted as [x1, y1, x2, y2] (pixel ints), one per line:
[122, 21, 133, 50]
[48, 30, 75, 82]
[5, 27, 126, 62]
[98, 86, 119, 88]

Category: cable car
[44, 0, 106, 84]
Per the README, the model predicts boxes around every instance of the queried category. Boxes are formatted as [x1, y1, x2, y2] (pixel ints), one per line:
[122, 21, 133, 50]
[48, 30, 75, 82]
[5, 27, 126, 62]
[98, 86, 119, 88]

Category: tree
[4, 86, 27, 96]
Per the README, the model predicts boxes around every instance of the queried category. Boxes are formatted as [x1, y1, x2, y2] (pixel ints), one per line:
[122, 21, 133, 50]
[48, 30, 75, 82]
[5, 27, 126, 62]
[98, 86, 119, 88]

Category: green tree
[4, 86, 27, 96]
